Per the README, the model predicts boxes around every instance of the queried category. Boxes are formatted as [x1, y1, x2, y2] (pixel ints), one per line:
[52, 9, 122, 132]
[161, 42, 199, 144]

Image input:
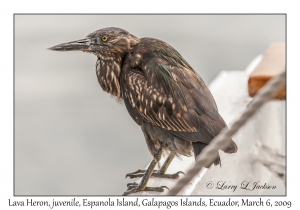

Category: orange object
[248, 43, 286, 100]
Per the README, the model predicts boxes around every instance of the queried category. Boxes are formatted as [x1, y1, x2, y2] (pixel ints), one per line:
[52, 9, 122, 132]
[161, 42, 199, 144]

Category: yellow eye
[101, 36, 108, 42]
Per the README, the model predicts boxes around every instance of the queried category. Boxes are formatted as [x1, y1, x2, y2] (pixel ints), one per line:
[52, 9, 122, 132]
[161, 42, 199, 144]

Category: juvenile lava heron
[49, 27, 237, 195]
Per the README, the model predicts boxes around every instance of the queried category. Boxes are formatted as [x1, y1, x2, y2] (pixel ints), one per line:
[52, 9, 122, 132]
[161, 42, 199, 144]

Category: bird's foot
[125, 169, 185, 179]
[123, 182, 169, 196]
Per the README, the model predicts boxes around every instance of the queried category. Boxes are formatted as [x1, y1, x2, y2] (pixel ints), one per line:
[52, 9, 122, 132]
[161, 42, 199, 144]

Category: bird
[48, 27, 238, 196]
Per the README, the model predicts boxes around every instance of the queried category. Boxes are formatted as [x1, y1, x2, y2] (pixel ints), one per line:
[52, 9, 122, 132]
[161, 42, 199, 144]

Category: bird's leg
[126, 153, 185, 180]
[123, 147, 169, 195]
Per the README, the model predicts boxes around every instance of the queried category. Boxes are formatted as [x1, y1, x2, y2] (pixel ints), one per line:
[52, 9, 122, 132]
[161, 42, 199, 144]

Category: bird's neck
[96, 55, 123, 99]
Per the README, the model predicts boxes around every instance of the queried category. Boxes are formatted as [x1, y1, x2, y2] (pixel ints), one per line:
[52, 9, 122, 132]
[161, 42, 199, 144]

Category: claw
[177, 171, 185, 175]
[160, 185, 170, 191]
[125, 173, 133, 178]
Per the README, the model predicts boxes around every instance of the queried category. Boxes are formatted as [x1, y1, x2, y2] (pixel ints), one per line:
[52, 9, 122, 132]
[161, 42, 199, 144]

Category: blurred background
[15, 14, 285, 195]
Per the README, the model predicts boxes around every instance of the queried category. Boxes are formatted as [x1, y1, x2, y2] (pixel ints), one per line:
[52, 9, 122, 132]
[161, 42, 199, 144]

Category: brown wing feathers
[122, 38, 237, 155]
[124, 70, 196, 133]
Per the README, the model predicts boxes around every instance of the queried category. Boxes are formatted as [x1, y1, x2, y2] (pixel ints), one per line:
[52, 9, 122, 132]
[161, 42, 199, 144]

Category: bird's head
[48, 27, 140, 59]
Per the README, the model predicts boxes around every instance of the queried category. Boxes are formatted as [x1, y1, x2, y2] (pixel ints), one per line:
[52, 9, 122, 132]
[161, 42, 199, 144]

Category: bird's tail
[192, 138, 237, 167]
[192, 142, 221, 167]
[223, 138, 238, 154]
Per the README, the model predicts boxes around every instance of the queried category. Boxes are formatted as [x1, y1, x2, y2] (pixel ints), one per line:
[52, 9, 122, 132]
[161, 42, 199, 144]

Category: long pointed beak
[48, 38, 90, 51]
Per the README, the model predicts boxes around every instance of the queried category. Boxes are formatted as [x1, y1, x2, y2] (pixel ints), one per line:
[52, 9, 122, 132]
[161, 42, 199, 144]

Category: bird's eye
[101, 36, 108, 42]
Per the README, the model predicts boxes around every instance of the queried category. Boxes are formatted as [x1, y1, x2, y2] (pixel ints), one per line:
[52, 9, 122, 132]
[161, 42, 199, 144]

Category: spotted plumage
[49, 27, 238, 195]
[119, 37, 237, 159]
